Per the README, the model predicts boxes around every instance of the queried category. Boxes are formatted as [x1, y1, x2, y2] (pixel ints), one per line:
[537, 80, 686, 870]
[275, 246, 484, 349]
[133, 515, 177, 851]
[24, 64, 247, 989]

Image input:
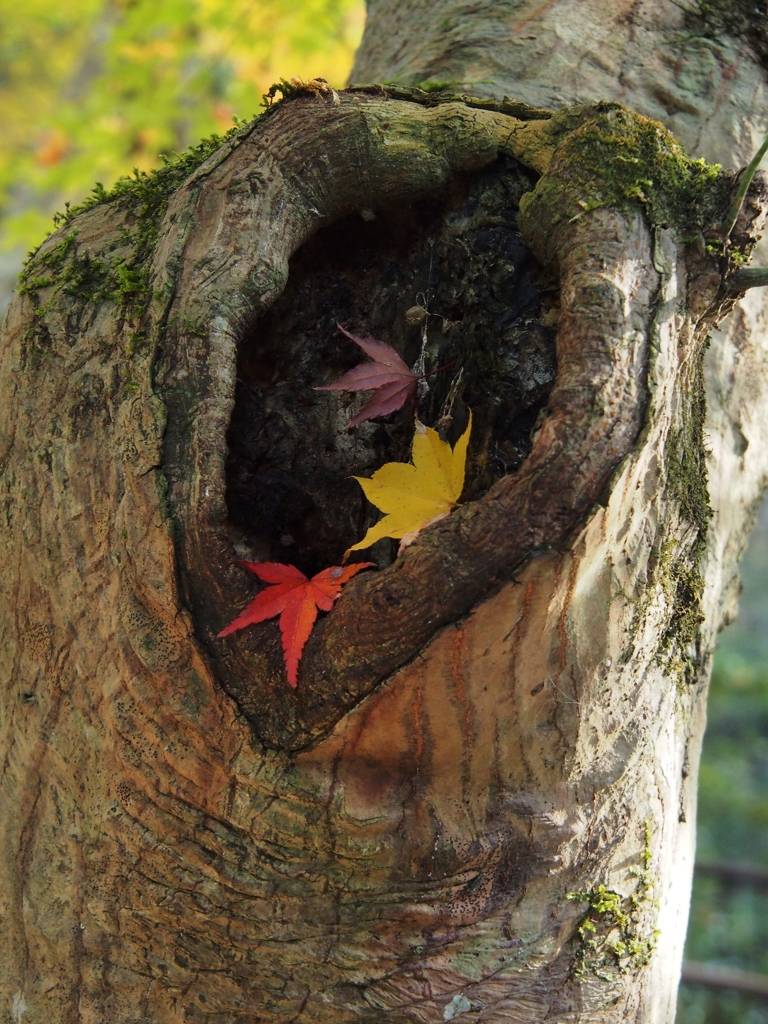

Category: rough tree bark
[2, 2, 768, 1022]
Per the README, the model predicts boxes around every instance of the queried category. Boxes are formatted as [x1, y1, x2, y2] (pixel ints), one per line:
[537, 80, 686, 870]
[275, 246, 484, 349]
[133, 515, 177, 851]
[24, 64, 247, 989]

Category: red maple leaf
[217, 561, 374, 688]
[316, 324, 417, 427]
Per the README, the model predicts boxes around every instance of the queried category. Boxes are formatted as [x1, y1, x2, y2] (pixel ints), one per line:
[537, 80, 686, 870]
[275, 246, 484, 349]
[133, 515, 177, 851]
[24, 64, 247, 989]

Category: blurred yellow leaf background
[0, 0, 364, 257]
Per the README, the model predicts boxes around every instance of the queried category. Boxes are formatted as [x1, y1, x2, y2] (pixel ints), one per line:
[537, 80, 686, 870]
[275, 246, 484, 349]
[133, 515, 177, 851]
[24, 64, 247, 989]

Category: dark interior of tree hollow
[225, 155, 559, 575]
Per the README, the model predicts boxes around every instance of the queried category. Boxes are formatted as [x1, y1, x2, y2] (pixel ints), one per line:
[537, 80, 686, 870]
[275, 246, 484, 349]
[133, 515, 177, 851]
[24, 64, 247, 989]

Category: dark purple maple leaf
[316, 324, 417, 427]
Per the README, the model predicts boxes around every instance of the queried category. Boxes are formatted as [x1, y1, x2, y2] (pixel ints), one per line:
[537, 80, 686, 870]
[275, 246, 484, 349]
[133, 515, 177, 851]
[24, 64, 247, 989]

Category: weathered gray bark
[1, 3, 768, 1023]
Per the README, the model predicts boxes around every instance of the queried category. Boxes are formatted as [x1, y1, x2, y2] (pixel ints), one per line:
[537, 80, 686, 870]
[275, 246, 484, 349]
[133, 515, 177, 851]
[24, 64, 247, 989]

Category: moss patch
[660, 341, 711, 659]
[521, 103, 728, 242]
[567, 824, 658, 980]
[666, 339, 711, 528]
[18, 229, 114, 316]
[18, 120, 253, 322]
[659, 548, 706, 657]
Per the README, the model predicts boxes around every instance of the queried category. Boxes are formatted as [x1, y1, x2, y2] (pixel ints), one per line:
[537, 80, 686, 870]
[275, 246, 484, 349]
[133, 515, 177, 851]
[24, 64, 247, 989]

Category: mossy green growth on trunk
[660, 341, 712, 666]
[665, 347, 711, 525]
[18, 121, 254, 320]
[567, 824, 658, 980]
[520, 103, 728, 251]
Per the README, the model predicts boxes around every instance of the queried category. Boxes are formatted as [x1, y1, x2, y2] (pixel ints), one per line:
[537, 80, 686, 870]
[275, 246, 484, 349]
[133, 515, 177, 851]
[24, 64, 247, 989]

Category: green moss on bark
[18, 121, 253, 320]
[520, 103, 728, 244]
[567, 826, 658, 980]
[665, 340, 711, 529]
[660, 341, 711, 659]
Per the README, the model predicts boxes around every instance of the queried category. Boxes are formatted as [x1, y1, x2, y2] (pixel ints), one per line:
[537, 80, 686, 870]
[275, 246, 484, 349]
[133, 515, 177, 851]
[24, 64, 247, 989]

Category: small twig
[723, 129, 768, 239]
[413, 242, 436, 397]
[412, 323, 429, 397]
[682, 960, 768, 999]
[731, 266, 768, 290]
[695, 859, 768, 888]
[438, 366, 464, 423]
[416, 357, 458, 383]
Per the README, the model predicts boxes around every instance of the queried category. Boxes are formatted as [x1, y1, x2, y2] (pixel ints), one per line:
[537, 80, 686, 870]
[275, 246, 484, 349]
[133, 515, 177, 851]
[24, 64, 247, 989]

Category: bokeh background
[678, 501, 768, 1024]
[0, 0, 365, 310]
[1, 4, 766, 1020]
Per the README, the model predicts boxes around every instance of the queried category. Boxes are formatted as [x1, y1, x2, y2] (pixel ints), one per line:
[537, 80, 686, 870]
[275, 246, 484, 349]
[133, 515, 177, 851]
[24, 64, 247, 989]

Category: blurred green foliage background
[1, 3, 767, 1018]
[678, 502, 768, 1023]
[0, 0, 363, 255]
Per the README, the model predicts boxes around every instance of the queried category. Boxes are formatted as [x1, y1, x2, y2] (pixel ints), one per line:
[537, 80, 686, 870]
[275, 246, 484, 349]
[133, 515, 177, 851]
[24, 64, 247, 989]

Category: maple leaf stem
[415, 357, 458, 383]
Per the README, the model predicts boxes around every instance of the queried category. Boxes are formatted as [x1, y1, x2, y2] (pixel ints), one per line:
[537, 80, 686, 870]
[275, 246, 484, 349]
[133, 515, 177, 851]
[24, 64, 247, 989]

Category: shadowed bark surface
[3, 2, 768, 1022]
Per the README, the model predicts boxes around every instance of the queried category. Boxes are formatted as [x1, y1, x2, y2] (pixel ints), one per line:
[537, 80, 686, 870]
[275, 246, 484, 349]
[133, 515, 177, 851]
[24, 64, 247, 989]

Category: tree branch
[682, 960, 768, 1000]
[696, 859, 768, 888]
[731, 266, 768, 290]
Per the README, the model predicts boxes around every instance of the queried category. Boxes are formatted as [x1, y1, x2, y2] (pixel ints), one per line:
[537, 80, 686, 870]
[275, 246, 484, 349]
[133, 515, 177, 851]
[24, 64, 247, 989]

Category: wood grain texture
[1, 30, 767, 1024]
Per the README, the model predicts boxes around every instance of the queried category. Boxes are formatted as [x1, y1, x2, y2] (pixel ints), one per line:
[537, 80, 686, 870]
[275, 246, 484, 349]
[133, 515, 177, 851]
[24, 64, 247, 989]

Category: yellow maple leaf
[346, 412, 472, 555]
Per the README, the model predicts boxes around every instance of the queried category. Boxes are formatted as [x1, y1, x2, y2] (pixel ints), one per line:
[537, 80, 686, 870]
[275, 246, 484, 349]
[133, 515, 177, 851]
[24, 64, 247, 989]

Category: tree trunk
[2, 3, 768, 1022]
